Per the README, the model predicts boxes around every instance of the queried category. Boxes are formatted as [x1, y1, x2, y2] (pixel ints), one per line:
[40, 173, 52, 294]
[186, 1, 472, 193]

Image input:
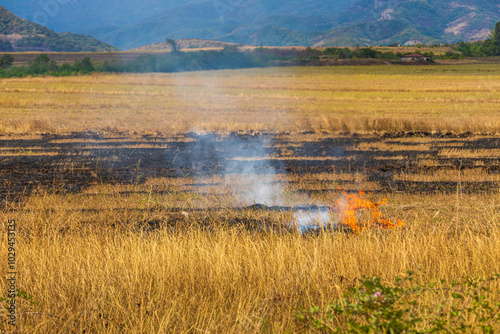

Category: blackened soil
[1, 131, 499, 203]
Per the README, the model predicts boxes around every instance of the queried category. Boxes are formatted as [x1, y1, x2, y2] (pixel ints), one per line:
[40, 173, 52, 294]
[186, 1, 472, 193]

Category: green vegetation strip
[0, 22, 498, 78]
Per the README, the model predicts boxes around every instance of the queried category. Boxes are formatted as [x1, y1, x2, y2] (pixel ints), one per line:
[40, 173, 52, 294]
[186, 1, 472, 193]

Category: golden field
[0, 180, 499, 332]
[0, 65, 499, 333]
[0, 65, 499, 134]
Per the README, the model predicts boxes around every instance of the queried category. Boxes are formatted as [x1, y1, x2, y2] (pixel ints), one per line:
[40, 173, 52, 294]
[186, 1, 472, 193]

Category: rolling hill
[0, 0, 207, 33]
[0, 5, 117, 52]
[314, 0, 500, 46]
[79, 0, 355, 50]
[1, 0, 499, 49]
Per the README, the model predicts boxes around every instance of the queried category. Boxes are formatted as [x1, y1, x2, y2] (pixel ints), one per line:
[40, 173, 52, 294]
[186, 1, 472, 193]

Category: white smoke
[181, 132, 338, 232]
[165, 70, 337, 232]
[225, 172, 283, 206]
[294, 209, 332, 232]
[223, 136, 283, 206]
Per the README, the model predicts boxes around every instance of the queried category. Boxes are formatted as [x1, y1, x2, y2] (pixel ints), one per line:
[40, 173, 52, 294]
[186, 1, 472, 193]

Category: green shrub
[0, 54, 14, 68]
[297, 272, 500, 333]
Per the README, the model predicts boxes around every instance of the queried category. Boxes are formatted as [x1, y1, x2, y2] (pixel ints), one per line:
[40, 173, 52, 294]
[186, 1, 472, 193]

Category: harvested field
[1, 65, 499, 134]
[4, 51, 171, 66]
[0, 65, 499, 333]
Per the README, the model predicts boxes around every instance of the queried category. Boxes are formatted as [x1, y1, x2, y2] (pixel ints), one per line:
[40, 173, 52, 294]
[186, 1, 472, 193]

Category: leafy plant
[0, 289, 38, 307]
[297, 272, 500, 333]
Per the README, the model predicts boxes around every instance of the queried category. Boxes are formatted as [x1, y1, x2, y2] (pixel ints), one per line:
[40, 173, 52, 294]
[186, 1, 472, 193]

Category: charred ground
[1, 131, 499, 205]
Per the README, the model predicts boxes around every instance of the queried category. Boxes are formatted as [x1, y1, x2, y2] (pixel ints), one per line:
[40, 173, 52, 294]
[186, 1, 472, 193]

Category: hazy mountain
[0, 0, 354, 49]
[0, 6, 117, 52]
[228, 0, 500, 47]
[1, 0, 499, 49]
[0, 0, 206, 33]
[315, 0, 500, 46]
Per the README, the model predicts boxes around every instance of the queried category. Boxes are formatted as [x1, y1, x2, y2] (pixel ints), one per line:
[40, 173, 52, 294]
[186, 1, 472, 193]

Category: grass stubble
[0, 65, 499, 135]
[0, 64, 499, 332]
[0, 179, 499, 333]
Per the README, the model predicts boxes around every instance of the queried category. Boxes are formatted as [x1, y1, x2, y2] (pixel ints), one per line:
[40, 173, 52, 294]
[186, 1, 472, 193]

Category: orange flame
[333, 191, 404, 234]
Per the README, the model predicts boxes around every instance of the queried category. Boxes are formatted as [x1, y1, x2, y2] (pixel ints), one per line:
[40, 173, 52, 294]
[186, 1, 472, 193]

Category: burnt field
[1, 131, 499, 205]
[1, 66, 500, 333]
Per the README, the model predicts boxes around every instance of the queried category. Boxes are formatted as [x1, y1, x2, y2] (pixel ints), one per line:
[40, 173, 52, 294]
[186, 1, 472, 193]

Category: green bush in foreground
[297, 272, 500, 333]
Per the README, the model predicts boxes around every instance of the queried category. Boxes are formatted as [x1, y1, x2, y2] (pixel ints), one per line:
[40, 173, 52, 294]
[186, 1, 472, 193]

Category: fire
[333, 191, 404, 234]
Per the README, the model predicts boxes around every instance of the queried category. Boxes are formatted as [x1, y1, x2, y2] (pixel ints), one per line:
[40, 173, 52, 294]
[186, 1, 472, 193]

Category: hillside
[315, 0, 500, 46]
[96, 0, 500, 48]
[0, 0, 207, 33]
[1, 0, 499, 49]
[81, 0, 354, 50]
[226, 0, 500, 47]
[0, 5, 118, 52]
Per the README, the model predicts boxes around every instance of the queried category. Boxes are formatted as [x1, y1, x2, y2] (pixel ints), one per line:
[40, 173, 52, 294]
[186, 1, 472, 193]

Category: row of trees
[323, 47, 402, 60]
[252, 46, 404, 60]
[0, 54, 95, 77]
[101, 47, 266, 73]
[0, 24, 499, 78]
[0, 47, 266, 77]
[252, 46, 463, 61]
[0, 46, 403, 78]
[454, 22, 500, 57]
[0, 47, 468, 78]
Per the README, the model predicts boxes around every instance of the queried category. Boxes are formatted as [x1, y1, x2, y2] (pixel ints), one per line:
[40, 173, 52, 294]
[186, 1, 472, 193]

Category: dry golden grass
[0, 65, 499, 135]
[0, 182, 499, 333]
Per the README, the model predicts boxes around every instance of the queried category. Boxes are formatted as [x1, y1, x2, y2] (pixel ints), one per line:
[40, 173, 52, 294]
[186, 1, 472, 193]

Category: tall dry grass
[0, 189, 499, 333]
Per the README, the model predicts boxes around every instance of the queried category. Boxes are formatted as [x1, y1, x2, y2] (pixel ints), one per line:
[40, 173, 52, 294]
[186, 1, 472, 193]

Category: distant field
[2, 51, 169, 66]
[0, 65, 499, 332]
[372, 45, 455, 55]
[0, 65, 499, 134]
[4, 48, 499, 66]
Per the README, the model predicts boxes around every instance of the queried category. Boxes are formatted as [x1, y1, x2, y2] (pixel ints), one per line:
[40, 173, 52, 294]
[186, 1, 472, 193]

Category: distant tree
[481, 22, 500, 56]
[358, 47, 380, 59]
[0, 40, 13, 52]
[30, 54, 57, 74]
[491, 21, 500, 55]
[165, 38, 178, 53]
[0, 54, 14, 69]
[222, 45, 238, 53]
[82, 57, 94, 72]
[492, 22, 500, 43]
[33, 54, 51, 64]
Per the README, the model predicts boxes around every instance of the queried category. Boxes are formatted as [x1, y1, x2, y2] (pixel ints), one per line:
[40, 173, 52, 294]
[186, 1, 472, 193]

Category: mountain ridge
[1, 0, 499, 49]
[0, 5, 117, 52]
[95, 0, 500, 49]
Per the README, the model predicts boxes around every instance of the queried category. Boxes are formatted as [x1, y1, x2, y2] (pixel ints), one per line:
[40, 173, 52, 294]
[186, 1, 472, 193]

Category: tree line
[0, 53, 96, 77]
[0, 23, 498, 78]
[0, 47, 271, 77]
[454, 22, 500, 57]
